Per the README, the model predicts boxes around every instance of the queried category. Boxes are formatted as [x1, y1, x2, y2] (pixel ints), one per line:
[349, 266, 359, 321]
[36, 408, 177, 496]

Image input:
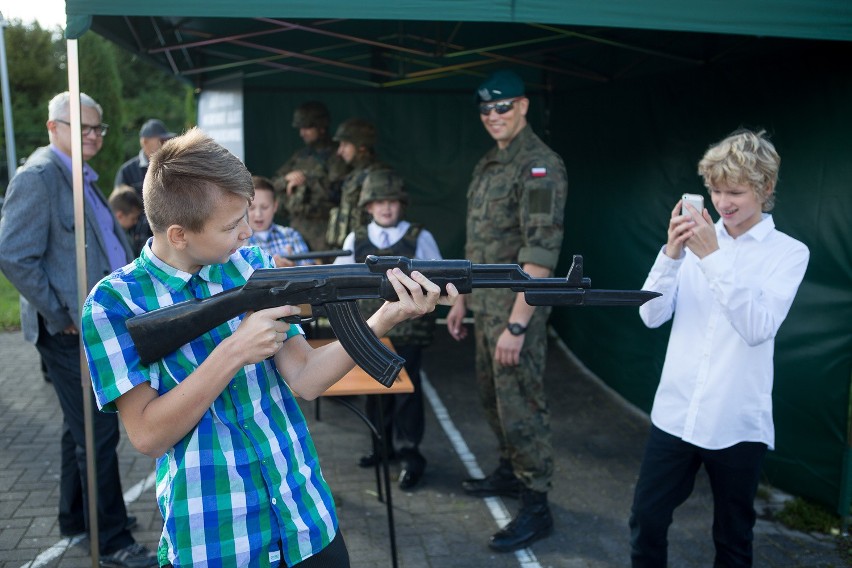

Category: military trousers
[473, 309, 553, 493]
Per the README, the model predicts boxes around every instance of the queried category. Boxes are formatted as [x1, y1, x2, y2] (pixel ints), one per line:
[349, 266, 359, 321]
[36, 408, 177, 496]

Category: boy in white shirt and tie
[334, 168, 442, 490]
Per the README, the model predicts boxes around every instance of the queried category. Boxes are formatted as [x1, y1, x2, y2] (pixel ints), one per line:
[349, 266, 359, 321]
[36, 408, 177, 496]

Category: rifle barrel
[284, 249, 352, 261]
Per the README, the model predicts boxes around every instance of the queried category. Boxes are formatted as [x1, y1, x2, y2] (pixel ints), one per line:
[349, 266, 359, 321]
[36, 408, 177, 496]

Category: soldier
[334, 169, 443, 490]
[325, 118, 386, 249]
[446, 70, 568, 552]
[273, 101, 349, 252]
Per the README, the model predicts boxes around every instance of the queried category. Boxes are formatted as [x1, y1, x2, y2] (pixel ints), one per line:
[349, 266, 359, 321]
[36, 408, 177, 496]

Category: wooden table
[311, 337, 413, 397]
[308, 338, 410, 568]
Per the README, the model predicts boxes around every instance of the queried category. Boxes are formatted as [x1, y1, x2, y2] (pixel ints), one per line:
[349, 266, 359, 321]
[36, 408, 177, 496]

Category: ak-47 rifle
[283, 249, 351, 262]
[126, 255, 660, 387]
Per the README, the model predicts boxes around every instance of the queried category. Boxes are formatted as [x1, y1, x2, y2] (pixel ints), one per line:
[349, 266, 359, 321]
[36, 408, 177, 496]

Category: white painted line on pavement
[422, 371, 543, 568]
[20, 470, 157, 568]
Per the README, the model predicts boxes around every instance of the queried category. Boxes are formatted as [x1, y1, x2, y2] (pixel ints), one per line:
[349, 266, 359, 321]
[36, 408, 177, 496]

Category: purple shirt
[51, 146, 127, 270]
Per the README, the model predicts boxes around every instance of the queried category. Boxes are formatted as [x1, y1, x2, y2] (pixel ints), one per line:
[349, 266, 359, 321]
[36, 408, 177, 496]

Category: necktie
[380, 231, 391, 249]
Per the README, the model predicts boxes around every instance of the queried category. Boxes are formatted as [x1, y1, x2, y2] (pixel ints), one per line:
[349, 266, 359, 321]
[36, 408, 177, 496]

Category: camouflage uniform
[326, 154, 385, 248]
[273, 103, 350, 252]
[273, 138, 348, 252]
[465, 124, 567, 493]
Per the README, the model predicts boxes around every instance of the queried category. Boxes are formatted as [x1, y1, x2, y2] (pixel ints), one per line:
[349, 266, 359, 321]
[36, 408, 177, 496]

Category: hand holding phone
[681, 193, 704, 219]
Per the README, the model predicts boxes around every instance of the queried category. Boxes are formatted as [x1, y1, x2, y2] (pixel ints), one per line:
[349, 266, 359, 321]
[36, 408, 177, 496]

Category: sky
[2, 0, 67, 30]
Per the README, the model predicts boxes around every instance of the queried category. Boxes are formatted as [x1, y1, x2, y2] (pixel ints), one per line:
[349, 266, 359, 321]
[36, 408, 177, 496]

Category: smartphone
[681, 193, 704, 219]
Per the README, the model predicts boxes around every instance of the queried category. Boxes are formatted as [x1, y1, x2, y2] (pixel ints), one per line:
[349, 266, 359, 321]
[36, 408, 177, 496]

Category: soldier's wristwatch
[507, 322, 528, 336]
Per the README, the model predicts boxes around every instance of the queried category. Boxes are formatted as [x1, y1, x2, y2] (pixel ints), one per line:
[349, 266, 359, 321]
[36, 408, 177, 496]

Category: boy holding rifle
[81, 128, 457, 567]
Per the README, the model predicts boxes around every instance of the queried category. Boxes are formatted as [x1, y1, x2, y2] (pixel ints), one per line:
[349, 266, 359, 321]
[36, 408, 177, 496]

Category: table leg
[327, 397, 399, 568]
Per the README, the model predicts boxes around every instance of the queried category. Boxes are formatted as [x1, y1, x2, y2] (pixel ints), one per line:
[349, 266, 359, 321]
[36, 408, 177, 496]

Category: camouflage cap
[333, 118, 377, 149]
[292, 101, 330, 129]
[358, 169, 408, 207]
[476, 70, 525, 102]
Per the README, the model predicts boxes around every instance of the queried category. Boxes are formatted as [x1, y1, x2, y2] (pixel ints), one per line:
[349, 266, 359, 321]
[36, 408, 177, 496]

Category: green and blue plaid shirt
[83, 244, 338, 567]
[247, 223, 312, 265]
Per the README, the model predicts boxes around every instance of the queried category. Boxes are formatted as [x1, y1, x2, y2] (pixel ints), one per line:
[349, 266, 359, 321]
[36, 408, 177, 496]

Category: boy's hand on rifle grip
[231, 305, 301, 364]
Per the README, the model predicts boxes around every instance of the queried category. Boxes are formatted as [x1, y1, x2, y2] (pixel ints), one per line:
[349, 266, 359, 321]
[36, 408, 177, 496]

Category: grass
[763, 493, 852, 564]
[776, 497, 841, 534]
[0, 273, 21, 331]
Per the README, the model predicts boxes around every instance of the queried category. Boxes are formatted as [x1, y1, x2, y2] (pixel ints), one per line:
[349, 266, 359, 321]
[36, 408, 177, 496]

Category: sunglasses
[479, 98, 520, 116]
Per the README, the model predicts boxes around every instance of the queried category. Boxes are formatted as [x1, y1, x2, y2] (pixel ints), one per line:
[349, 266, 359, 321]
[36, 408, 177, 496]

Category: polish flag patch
[530, 167, 547, 177]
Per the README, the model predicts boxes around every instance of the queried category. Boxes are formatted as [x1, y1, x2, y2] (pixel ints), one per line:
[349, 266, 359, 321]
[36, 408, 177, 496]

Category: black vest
[354, 224, 436, 347]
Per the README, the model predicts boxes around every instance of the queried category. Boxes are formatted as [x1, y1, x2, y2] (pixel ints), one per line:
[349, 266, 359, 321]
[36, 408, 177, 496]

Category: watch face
[507, 323, 526, 336]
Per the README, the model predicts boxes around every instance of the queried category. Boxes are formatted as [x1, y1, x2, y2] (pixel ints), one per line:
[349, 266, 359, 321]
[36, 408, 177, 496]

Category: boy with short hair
[334, 168, 442, 490]
[108, 184, 144, 236]
[82, 127, 456, 566]
[247, 175, 313, 266]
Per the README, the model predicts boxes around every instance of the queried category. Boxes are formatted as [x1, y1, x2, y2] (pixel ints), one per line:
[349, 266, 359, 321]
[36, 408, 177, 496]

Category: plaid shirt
[247, 224, 312, 265]
[83, 244, 337, 567]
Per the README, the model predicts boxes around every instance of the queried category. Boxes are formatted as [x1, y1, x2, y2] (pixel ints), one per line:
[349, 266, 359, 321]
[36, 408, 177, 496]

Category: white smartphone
[681, 193, 704, 218]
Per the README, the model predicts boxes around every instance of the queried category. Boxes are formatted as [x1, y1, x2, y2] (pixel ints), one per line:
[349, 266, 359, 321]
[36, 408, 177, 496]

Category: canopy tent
[65, 0, 852, 42]
[62, 0, 852, 527]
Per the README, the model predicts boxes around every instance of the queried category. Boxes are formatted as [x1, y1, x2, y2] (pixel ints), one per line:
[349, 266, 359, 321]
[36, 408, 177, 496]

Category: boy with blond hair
[82, 127, 457, 566]
[630, 129, 809, 567]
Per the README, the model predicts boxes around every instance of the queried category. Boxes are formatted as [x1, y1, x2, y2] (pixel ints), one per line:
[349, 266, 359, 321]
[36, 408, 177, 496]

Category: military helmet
[358, 169, 408, 207]
[292, 101, 330, 129]
[333, 118, 377, 149]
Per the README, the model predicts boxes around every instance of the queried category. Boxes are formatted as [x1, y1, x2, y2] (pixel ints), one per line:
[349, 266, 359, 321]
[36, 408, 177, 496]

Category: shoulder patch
[531, 167, 547, 178]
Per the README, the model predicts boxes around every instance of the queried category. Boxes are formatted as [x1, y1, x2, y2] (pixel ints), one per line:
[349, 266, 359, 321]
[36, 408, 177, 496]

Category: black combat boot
[462, 458, 522, 498]
[488, 487, 553, 552]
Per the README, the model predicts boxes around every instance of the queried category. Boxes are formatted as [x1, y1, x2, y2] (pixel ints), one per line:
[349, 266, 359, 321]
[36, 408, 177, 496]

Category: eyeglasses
[54, 119, 109, 137]
[479, 98, 520, 116]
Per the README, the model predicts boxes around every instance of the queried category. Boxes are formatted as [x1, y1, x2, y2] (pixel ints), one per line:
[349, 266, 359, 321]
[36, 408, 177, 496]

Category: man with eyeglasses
[447, 69, 567, 553]
[0, 92, 157, 567]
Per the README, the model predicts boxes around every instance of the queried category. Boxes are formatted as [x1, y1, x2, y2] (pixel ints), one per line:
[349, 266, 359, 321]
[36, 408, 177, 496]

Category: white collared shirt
[334, 220, 442, 264]
[639, 214, 809, 450]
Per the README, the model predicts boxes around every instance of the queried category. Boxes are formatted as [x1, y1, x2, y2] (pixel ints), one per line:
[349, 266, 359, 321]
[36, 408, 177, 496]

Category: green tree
[1, 20, 64, 173]
[113, 48, 195, 161]
[77, 32, 125, 188]
[1, 20, 193, 193]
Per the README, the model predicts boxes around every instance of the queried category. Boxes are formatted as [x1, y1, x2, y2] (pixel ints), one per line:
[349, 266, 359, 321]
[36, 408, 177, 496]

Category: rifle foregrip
[324, 301, 404, 387]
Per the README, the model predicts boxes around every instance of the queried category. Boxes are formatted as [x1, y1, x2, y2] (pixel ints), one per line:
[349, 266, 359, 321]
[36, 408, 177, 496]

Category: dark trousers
[36, 318, 134, 554]
[629, 425, 767, 568]
[365, 345, 424, 451]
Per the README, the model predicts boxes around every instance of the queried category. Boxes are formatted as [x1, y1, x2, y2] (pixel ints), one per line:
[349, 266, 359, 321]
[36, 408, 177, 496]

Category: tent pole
[66, 37, 100, 568]
[0, 12, 18, 180]
[840, 370, 852, 536]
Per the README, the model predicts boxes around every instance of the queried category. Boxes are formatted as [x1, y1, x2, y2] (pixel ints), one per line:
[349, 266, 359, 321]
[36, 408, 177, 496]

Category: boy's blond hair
[144, 127, 253, 233]
[108, 184, 143, 215]
[698, 129, 779, 212]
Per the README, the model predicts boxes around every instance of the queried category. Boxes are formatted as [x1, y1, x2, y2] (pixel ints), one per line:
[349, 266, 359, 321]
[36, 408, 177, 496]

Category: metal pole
[0, 12, 18, 181]
[66, 37, 100, 567]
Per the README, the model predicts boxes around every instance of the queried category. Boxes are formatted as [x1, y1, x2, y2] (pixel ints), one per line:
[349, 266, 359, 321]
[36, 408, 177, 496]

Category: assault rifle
[126, 255, 660, 387]
[284, 249, 351, 262]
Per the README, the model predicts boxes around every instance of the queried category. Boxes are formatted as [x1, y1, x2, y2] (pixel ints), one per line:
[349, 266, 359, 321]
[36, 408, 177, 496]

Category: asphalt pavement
[0, 328, 846, 567]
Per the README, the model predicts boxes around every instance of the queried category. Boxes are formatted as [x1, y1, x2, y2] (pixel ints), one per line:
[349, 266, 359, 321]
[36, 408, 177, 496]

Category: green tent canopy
[62, 0, 852, 522]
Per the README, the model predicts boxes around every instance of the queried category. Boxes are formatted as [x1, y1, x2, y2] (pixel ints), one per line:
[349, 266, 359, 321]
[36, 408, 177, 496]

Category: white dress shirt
[334, 220, 442, 264]
[639, 214, 809, 450]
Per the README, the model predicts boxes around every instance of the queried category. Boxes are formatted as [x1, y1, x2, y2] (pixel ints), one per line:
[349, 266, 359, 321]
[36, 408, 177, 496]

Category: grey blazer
[0, 146, 133, 343]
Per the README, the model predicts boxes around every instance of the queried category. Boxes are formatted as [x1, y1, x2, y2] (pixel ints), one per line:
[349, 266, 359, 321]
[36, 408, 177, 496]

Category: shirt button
[271, 498, 277, 505]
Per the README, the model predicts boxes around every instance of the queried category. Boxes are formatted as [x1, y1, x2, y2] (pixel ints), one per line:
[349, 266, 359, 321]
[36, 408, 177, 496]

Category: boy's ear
[166, 225, 189, 250]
